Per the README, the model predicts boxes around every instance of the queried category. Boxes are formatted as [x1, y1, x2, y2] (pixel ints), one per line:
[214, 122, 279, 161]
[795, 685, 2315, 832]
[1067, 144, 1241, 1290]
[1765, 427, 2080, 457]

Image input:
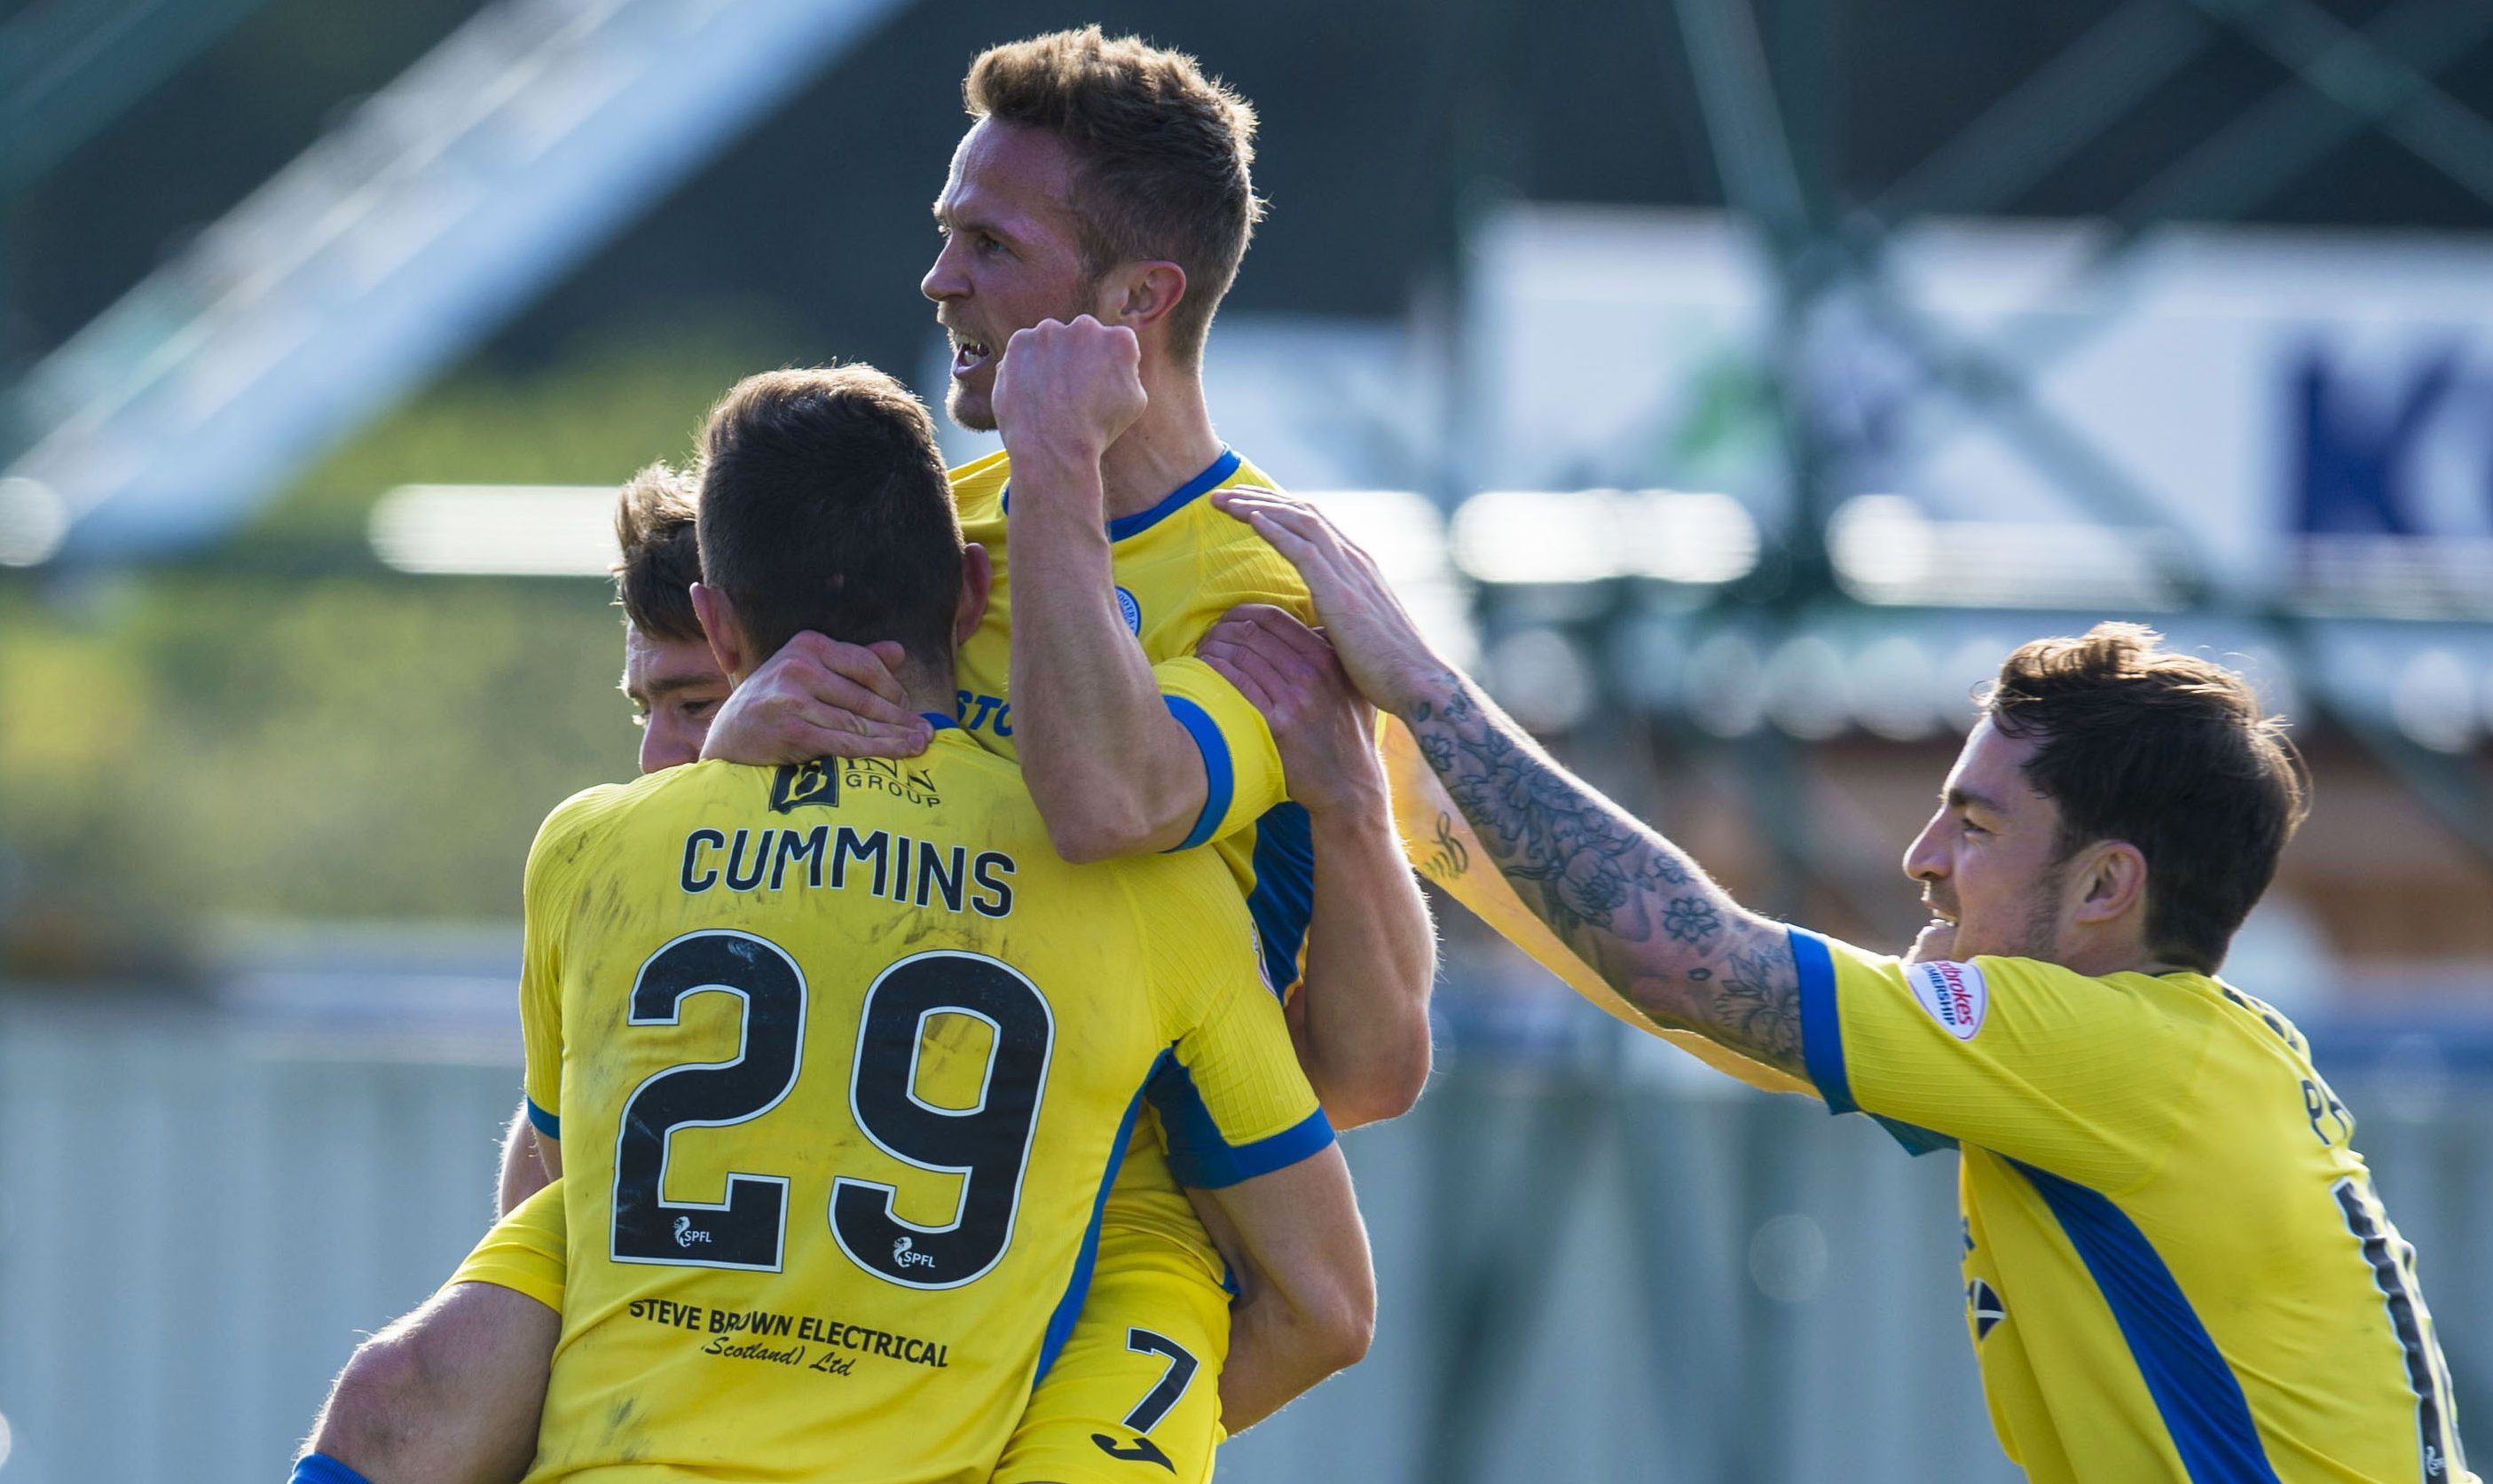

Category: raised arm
[1199, 605, 1435, 1127]
[994, 318, 1211, 860]
[1213, 490, 1805, 1080]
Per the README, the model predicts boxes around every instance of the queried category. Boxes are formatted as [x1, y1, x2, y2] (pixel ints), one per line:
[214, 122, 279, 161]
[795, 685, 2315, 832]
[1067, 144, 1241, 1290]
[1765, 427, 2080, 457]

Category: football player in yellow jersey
[693, 23, 1790, 1473]
[540, 366, 1364, 1483]
[1222, 484, 2475, 1481]
[696, 31, 1443, 1484]
[294, 381, 1381, 1484]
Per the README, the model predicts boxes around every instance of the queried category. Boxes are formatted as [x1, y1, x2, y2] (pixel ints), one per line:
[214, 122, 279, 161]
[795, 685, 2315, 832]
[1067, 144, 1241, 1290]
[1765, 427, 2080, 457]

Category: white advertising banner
[1467, 206, 2493, 610]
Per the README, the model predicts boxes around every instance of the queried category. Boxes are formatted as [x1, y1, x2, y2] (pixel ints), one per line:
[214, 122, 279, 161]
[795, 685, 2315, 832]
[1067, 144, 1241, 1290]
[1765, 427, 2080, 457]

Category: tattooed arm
[1213, 489, 1805, 1080]
[1399, 669, 1799, 1072]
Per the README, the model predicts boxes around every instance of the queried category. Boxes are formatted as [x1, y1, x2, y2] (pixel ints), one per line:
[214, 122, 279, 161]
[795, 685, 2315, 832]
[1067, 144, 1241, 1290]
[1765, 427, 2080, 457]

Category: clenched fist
[991, 316, 1147, 474]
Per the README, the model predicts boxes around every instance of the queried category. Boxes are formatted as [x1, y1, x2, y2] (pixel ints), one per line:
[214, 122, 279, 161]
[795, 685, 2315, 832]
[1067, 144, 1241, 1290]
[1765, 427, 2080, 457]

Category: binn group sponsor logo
[1909, 960, 1989, 1040]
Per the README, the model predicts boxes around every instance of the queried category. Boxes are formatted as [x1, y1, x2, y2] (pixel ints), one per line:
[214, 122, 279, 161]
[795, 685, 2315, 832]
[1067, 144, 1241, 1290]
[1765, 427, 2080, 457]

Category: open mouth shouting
[950, 332, 995, 379]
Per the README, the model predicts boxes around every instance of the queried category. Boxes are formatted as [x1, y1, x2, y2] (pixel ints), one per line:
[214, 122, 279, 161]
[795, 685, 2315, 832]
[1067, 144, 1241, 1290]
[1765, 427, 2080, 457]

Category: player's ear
[2069, 838, 2148, 926]
[954, 544, 994, 647]
[689, 582, 750, 682]
[1099, 261, 1188, 338]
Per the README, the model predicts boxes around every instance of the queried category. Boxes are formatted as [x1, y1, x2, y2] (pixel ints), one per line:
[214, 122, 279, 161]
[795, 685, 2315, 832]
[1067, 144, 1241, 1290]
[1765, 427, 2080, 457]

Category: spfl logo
[673, 1216, 712, 1249]
[1909, 960, 1989, 1040]
[893, 1236, 936, 1270]
[1115, 586, 1142, 635]
[769, 759, 839, 813]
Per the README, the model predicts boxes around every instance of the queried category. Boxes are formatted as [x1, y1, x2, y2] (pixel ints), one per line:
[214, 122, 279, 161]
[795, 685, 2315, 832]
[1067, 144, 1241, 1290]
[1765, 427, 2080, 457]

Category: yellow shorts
[992, 1228, 1232, 1484]
[446, 1178, 568, 1312]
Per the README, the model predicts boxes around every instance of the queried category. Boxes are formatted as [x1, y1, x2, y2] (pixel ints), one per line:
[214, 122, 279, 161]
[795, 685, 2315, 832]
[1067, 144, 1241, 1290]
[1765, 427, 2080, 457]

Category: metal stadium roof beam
[1866, 0, 2220, 225]
[1987, 0, 2493, 374]
[5, 0, 912, 566]
[1667, 0, 1813, 249]
[1, 0, 276, 195]
[2200, 0, 2493, 210]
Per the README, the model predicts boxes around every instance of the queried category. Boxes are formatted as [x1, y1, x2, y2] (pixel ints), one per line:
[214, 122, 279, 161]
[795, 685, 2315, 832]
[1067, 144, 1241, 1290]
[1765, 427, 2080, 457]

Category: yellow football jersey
[955, 448, 1802, 1108]
[948, 447, 1321, 1271]
[950, 444, 1300, 885]
[1797, 928, 2473, 1482]
[514, 723, 1329, 1483]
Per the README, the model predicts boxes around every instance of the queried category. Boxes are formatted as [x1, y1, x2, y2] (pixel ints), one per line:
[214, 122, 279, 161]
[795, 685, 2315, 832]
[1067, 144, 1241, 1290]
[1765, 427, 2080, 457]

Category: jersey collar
[999, 447, 1241, 542]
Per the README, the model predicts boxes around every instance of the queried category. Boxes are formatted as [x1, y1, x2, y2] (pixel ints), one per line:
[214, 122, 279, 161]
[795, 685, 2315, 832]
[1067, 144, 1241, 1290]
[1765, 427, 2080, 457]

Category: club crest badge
[768, 759, 840, 813]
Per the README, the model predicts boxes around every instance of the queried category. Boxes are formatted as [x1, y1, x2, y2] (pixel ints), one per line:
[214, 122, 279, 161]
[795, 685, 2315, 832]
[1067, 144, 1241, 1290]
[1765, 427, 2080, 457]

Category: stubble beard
[943, 274, 1113, 436]
[946, 378, 997, 434]
[1939, 858, 2071, 965]
[2011, 856, 2072, 964]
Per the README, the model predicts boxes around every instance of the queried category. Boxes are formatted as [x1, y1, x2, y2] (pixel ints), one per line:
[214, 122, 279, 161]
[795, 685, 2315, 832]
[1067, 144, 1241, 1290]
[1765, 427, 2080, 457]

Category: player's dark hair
[695, 366, 962, 674]
[965, 27, 1262, 366]
[1985, 623, 2308, 973]
[612, 462, 704, 644]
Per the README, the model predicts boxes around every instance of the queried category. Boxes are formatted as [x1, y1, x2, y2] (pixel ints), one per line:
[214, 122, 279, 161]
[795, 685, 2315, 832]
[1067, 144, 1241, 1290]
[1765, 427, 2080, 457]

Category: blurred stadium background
[5, 0, 2493, 1479]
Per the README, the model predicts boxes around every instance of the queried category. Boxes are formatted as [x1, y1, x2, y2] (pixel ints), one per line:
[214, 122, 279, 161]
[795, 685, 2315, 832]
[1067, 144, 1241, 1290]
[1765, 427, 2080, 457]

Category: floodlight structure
[1412, 3, 2493, 1479]
[1679, 0, 2493, 857]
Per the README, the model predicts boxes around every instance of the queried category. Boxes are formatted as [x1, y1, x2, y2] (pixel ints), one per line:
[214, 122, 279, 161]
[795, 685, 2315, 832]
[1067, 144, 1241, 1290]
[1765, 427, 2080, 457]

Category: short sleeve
[1153, 655, 1286, 852]
[517, 786, 618, 1140]
[1796, 928, 2207, 1190]
[445, 1177, 569, 1310]
[1127, 858, 1333, 1189]
[1195, 513, 1320, 629]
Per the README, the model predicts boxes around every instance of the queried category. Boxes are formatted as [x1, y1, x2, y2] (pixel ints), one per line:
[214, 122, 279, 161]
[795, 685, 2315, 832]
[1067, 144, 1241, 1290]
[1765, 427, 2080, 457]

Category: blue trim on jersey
[1869, 1115, 1959, 1156]
[2012, 1159, 2283, 1483]
[1147, 1056, 1336, 1189]
[1109, 448, 1240, 542]
[526, 1098, 560, 1142]
[1790, 929, 1954, 1155]
[1034, 1064, 1155, 1385]
[1790, 927, 1851, 1113]
[921, 711, 959, 731]
[292, 1454, 379, 1484]
[1162, 697, 1234, 853]
[1246, 802, 1315, 996]
[998, 447, 1241, 541]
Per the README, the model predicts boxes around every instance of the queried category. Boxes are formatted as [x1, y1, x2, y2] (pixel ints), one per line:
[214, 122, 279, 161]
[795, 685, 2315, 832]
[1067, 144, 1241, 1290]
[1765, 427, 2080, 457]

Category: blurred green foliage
[3, 576, 627, 922]
[1, 332, 779, 927]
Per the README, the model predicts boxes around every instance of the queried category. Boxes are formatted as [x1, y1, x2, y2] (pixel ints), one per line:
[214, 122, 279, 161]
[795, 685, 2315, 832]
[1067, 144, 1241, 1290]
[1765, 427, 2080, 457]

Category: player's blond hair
[1986, 623, 2308, 972]
[965, 27, 1263, 366]
[613, 462, 703, 644]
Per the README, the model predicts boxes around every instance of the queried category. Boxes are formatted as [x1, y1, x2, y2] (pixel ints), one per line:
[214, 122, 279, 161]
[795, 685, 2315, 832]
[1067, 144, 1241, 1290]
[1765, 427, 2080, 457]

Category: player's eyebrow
[932, 198, 1021, 245]
[641, 671, 721, 698]
[621, 671, 720, 707]
[1945, 784, 2008, 818]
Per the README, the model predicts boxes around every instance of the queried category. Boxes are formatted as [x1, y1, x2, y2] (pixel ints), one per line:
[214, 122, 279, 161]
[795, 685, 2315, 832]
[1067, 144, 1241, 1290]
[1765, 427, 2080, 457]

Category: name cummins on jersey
[515, 725, 1329, 1482]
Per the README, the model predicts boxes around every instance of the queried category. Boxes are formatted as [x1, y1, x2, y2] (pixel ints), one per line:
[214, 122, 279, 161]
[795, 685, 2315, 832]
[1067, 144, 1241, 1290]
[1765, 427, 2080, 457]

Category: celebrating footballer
[285, 21, 2474, 1484]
